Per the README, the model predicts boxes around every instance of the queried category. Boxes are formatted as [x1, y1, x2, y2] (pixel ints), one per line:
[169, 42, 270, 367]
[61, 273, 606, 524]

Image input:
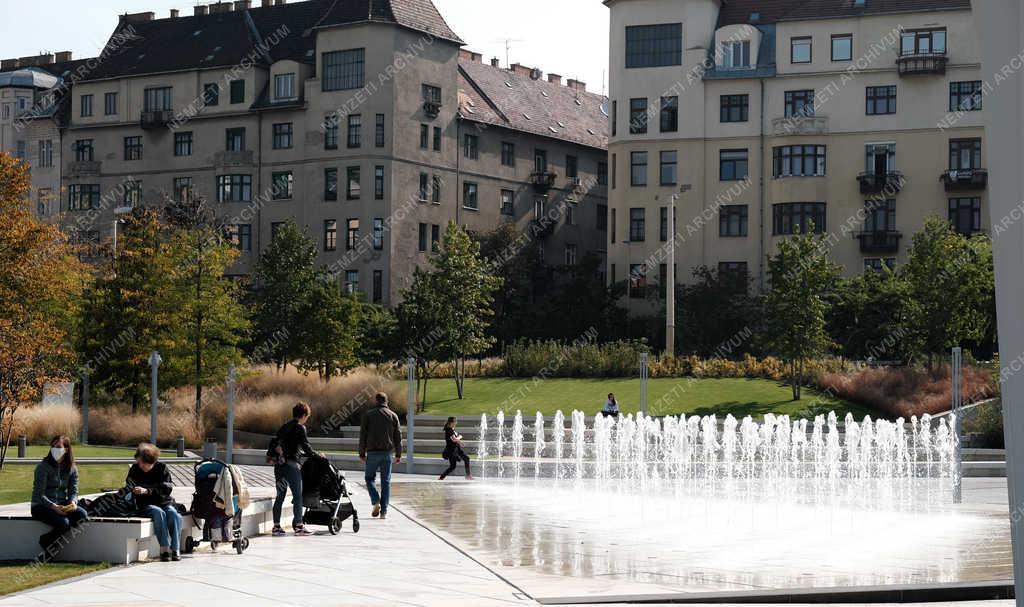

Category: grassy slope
[0, 464, 130, 506]
[419, 377, 874, 419]
[0, 562, 109, 596]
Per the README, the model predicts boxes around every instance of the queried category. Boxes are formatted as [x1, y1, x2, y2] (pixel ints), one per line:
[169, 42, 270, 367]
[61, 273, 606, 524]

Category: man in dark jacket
[359, 393, 402, 519]
[271, 402, 317, 536]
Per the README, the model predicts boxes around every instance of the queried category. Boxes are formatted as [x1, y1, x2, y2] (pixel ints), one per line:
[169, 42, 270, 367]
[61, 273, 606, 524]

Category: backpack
[266, 435, 285, 466]
[79, 489, 136, 518]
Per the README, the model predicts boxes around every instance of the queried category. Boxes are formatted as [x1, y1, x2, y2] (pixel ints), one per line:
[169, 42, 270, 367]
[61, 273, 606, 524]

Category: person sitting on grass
[127, 443, 183, 562]
[31, 435, 88, 558]
[440, 417, 472, 481]
[601, 393, 620, 419]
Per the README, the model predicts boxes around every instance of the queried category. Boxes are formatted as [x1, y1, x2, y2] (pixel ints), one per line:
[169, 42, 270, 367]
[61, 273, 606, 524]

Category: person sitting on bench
[127, 443, 182, 562]
[31, 435, 88, 559]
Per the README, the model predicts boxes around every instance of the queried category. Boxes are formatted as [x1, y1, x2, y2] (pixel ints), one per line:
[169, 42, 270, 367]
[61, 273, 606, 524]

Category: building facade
[6, 0, 607, 306]
[605, 0, 986, 302]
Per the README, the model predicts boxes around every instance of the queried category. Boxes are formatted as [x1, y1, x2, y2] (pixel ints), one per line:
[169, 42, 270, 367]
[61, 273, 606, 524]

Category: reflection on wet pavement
[392, 479, 1012, 600]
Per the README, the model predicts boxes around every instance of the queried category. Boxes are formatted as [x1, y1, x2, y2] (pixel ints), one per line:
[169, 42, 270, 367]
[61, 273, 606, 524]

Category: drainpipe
[758, 78, 767, 293]
[256, 110, 264, 255]
[455, 117, 461, 226]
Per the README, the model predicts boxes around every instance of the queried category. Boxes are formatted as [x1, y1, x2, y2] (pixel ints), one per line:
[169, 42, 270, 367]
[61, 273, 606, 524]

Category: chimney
[274, 0, 286, 5]
[170, 9, 180, 18]
[123, 11, 156, 23]
[510, 63, 534, 77]
[234, 0, 251, 10]
[490, 57, 500, 68]
[547, 73, 562, 85]
[262, 0, 271, 6]
[458, 49, 482, 63]
[195, 5, 208, 15]
[567, 79, 587, 93]
[210, 2, 232, 13]
[55, 51, 73, 63]
[18, 53, 55, 67]
[1, 59, 19, 70]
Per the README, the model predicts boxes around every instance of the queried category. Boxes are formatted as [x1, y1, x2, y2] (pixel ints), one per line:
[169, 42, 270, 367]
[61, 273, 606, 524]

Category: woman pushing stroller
[439, 417, 472, 481]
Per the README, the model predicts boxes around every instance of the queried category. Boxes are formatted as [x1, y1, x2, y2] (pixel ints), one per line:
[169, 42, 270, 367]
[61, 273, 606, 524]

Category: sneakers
[379, 512, 387, 520]
[171, 551, 181, 562]
[371, 503, 381, 518]
[438, 474, 447, 481]
[160, 552, 170, 562]
[293, 526, 313, 537]
[271, 526, 286, 537]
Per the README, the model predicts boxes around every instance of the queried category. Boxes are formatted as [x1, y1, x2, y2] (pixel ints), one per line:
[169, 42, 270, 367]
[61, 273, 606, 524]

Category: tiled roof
[79, 0, 460, 81]
[718, 0, 972, 26]
[457, 59, 609, 151]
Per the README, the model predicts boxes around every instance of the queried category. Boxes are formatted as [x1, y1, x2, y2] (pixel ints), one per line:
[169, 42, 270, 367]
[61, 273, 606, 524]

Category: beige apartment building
[5, 0, 608, 306]
[604, 0, 986, 303]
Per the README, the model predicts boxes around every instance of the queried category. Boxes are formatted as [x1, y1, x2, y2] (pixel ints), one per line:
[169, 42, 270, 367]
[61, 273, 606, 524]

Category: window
[144, 87, 172, 112]
[720, 205, 748, 237]
[174, 132, 193, 156]
[373, 218, 384, 250]
[629, 264, 647, 298]
[831, 35, 853, 61]
[347, 114, 362, 148]
[949, 198, 982, 235]
[325, 115, 339, 149]
[950, 81, 983, 112]
[74, 139, 94, 162]
[791, 37, 812, 64]
[612, 154, 616, 189]
[419, 173, 429, 201]
[37, 189, 51, 216]
[720, 149, 749, 181]
[274, 73, 296, 100]
[431, 175, 441, 204]
[660, 207, 669, 242]
[785, 90, 815, 118]
[173, 177, 193, 202]
[865, 143, 896, 174]
[565, 244, 578, 267]
[535, 149, 548, 172]
[422, 84, 442, 105]
[566, 203, 578, 226]
[346, 219, 360, 250]
[629, 207, 646, 242]
[720, 94, 749, 123]
[865, 258, 897, 272]
[38, 140, 53, 167]
[433, 127, 442, 151]
[225, 128, 245, 152]
[629, 98, 648, 134]
[501, 142, 515, 166]
[630, 151, 647, 186]
[463, 181, 478, 210]
[271, 222, 286, 240]
[324, 220, 338, 251]
[597, 204, 608, 231]
[900, 28, 946, 56]
[597, 161, 608, 186]
[272, 172, 293, 200]
[272, 123, 293, 149]
[347, 166, 361, 200]
[216, 174, 252, 202]
[721, 40, 751, 68]
[226, 224, 252, 252]
[14, 141, 25, 162]
[68, 185, 101, 211]
[611, 100, 617, 137]
[104, 92, 118, 115]
[123, 181, 142, 206]
[534, 196, 547, 221]
[418, 223, 429, 252]
[419, 124, 429, 149]
[229, 80, 245, 104]
[864, 199, 897, 232]
[566, 155, 578, 179]
[500, 189, 515, 215]
[625, 23, 683, 68]
[80, 94, 93, 117]
[660, 150, 677, 185]
[325, 168, 338, 201]
[660, 96, 678, 132]
[949, 138, 982, 170]
[773, 145, 826, 177]
[611, 208, 617, 242]
[866, 86, 897, 115]
[322, 48, 365, 91]
[773, 202, 826, 235]
[373, 270, 383, 303]
[369, 165, 383, 200]
[719, 261, 749, 282]
[375, 114, 385, 147]
[203, 83, 220, 106]
[431, 224, 441, 250]
[124, 136, 143, 161]
[345, 271, 360, 296]
[463, 133, 479, 159]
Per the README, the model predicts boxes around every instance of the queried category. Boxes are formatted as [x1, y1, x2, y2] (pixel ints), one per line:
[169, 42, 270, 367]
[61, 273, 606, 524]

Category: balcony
[771, 114, 829, 136]
[530, 170, 557, 193]
[857, 171, 904, 195]
[856, 231, 903, 254]
[422, 101, 441, 119]
[897, 52, 948, 76]
[941, 168, 988, 192]
[140, 109, 174, 129]
[214, 150, 255, 167]
[531, 217, 556, 239]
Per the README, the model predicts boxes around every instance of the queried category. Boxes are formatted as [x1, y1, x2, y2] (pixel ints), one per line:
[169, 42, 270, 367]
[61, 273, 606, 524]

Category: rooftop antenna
[602, 69, 606, 96]
[497, 38, 524, 69]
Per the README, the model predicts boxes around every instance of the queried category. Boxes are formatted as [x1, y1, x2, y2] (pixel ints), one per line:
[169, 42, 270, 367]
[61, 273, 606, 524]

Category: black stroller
[185, 459, 250, 554]
[301, 454, 359, 534]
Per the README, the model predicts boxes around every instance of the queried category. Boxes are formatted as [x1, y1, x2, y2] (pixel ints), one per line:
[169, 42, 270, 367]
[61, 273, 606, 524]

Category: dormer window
[721, 40, 751, 68]
[275, 73, 296, 100]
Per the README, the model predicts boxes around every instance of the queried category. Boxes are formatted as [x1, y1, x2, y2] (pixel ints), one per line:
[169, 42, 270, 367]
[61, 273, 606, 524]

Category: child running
[439, 417, 472, 481]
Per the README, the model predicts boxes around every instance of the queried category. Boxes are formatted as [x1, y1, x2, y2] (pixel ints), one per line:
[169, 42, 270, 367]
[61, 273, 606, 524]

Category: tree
[473, 222, 543, 348]
[764, 224, 841, 400]
[295, 281, 361, 380]
[249, 221, 319, 369]
[0, 153, 86, 469]
[677, 266, 762, 358]
[357, 303, 400, 365]
[827, 269, 912, 363]
[902, 216, 995, 368]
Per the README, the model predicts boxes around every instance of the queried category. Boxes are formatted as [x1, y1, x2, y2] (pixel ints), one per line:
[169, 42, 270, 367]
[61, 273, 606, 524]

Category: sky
[1, 0, 610, 96]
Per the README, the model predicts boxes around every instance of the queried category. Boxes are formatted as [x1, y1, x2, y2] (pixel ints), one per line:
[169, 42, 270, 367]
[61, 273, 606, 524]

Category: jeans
[273, 460, 303, 526]
[142, 504, 183, 551]
[364, 451, 393, 514]
[31, 504, 88, 554]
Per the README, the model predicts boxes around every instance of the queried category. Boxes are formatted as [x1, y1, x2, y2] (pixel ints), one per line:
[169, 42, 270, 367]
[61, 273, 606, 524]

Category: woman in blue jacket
[31, 435, 88, 556]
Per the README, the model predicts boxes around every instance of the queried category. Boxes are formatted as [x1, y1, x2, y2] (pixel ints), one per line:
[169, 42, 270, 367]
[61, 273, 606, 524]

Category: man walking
[359, 393, 403, 519]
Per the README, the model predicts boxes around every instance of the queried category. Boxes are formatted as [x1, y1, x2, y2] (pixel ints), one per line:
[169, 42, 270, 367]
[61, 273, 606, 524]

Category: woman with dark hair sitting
[31, 435, 88, 556]
[127, 443, 183, 562]
[439, 417, 472, 481]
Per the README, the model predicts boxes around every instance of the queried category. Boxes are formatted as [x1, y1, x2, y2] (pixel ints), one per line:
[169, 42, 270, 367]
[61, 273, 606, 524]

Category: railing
[941, 168, 988, 192]
[530, 170, 557, 193]
[422, 101, 441, 118]
[857, 171, 905, 195]
[140, 109, 174, 129]
[897, 52, 948, 76]
[856, 231, 903, 254]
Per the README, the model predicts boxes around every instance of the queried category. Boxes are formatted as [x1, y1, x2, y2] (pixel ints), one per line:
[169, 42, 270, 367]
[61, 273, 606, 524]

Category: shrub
[9, 406, 81, 443]
[89, 405, 202, 448]
[964, 400, 1004, 448]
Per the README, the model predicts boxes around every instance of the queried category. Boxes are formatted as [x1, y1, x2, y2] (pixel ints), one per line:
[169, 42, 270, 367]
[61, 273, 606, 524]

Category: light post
[666, 184, 691, 356]
[406, 356, 416, 474]
[225, 364, 236, 464]
[149, 350, 162, 444]
[112, 206, 132, 260]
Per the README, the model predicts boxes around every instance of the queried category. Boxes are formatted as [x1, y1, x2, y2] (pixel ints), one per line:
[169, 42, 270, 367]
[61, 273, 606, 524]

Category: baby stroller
[185, 459, 250, 554]
[301, 454, 359, 534]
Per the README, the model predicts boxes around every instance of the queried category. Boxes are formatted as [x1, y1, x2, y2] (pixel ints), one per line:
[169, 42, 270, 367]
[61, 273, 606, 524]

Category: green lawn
[0, 464, 130, 506]
[18, 446, 136, 460]
[0, 562, 109, 596]
[420, 377, 875, 420]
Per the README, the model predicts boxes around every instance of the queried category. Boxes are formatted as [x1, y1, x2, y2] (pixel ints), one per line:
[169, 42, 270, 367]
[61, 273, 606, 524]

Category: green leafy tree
[677, 266, 762, 358]
[473, 222, 543, 348]
[296, 281, 361, 380]
[250, 221, 318, 369]
[827, 269, 912, 363]
[357, 303, 400, 365]
[764, 224, 841, 400]
[901, 216, 995, 368]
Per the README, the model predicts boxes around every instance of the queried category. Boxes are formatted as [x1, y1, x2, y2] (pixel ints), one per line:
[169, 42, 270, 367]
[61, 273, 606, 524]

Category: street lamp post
[666, 184, 691, 356]
[112, 206, 132, 260]
[149, 350, 162, 444]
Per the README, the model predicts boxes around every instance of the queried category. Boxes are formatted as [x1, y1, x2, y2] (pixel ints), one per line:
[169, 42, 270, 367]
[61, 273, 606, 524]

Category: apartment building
[10, 0, 607, 306]
[605, 0, 985, 303]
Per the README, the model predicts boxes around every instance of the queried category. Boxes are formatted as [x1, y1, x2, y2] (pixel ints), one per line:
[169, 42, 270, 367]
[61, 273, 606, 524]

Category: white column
[973, 3, 1024, 604]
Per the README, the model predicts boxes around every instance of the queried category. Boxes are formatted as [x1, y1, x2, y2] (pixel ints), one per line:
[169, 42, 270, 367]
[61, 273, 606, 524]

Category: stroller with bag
[301, 454, 359, 534]
[185, 459, 250, 554]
